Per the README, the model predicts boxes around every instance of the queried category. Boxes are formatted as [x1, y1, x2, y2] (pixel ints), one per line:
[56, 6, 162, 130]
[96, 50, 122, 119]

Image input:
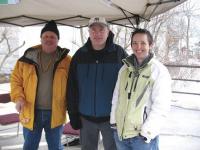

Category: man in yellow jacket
[10, 20, 71, 150]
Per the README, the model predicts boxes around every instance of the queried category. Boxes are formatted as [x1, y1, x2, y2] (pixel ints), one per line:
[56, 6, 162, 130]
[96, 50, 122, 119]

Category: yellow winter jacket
[10, 45, 71, 130]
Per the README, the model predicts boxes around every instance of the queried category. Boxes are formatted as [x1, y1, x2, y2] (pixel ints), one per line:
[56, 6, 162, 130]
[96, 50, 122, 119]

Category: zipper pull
[128, 93, 131, 99]
[134, 71, 139, 77]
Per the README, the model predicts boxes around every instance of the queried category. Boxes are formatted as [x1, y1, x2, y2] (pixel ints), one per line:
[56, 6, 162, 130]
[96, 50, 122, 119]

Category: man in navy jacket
[67, 17, 127, 150]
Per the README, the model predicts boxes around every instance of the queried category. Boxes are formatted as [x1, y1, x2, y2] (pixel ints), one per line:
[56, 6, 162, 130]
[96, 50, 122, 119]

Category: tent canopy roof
[0, 0, 186, 28]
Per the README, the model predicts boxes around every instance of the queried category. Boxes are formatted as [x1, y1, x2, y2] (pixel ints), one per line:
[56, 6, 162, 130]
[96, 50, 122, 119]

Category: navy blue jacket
[67, 31, 127, 129]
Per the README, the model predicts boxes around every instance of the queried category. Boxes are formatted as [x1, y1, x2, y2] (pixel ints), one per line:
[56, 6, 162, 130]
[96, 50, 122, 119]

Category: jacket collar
[19, 44, 69, 64]
[123, 53, 154, 69]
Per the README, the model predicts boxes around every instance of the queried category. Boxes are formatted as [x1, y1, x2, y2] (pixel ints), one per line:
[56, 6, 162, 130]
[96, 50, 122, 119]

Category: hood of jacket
[19, 44, 69, 65]
[123, 53, 154, 70]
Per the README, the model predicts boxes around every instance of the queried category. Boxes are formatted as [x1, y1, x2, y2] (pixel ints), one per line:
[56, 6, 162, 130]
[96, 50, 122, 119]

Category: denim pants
[23, 110, 63, 150]
[80, 117, 116, 150]
[113, 129, 159, 150]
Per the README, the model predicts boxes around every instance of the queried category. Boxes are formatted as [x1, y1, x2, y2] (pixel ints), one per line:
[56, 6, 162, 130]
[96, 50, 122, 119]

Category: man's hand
[15, 99, 25, 113]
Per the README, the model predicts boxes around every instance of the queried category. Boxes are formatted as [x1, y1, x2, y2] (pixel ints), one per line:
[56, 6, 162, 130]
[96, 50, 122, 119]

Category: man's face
[41, 31, 58, 53]
[131, 33, 152, 63]
[89, 24, 109, 50]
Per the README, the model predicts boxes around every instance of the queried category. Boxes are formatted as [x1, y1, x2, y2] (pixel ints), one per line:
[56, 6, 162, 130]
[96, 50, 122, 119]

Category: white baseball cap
[88, 17, 108, 27]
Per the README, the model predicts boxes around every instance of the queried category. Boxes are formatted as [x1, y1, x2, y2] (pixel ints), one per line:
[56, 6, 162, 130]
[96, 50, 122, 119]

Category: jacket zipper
[128, 70, 139, 99]
[123, 70, 139, 138]
[143, 106, 147, 123]
[133, 70, 139, 91]
[120, 100, 130, 139]
[94, 60, 99, 116]
[128, 76, 134, 99]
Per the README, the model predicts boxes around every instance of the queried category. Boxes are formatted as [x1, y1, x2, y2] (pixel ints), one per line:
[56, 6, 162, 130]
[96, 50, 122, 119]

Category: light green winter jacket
[110, 53, 171, 141]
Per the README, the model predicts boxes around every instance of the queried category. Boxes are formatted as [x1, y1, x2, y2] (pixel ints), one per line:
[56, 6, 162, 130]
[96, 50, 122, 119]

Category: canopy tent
[0, 0, 187, 28]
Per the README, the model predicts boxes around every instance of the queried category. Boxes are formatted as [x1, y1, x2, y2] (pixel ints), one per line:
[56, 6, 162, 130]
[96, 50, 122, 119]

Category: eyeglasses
[89, 28, 107, 35]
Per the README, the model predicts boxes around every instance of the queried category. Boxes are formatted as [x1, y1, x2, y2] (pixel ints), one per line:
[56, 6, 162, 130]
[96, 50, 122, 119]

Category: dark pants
[80, 117, 116, 150]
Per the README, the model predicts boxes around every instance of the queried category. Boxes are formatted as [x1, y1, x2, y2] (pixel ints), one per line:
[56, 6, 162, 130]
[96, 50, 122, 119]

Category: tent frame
[0, 0, 182, 28]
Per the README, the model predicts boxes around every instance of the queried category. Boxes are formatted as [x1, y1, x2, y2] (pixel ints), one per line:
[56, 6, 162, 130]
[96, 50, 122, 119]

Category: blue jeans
[23, 110, 63, 150]
[113, 129, 159, 150]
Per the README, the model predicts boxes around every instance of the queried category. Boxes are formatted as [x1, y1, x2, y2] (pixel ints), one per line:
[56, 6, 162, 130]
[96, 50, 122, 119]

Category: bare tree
[71, 25, 133, 51]
[71, 27, 87, 49]
[0, 27, 25, 72]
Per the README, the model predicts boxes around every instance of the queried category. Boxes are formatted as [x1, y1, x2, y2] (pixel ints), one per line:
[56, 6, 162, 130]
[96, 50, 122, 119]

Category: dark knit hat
[41, 20, 59, 39]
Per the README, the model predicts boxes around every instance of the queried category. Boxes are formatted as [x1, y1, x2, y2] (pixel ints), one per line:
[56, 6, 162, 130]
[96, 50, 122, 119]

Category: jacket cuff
[140, 131, 152, 143]
[69, 114, 82, 130]
[110, 123, 117, 129]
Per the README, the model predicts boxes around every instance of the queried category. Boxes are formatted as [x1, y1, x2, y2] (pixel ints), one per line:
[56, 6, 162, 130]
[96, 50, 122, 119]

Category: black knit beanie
[40, 20, 60, 39]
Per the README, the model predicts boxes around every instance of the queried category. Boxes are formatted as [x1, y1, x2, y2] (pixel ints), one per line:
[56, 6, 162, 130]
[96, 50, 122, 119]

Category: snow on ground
[0, 83, 10, 94]
[0, 83, 16, 116]
[160, 135, 200, 150]
[172, 93, 200, 110]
